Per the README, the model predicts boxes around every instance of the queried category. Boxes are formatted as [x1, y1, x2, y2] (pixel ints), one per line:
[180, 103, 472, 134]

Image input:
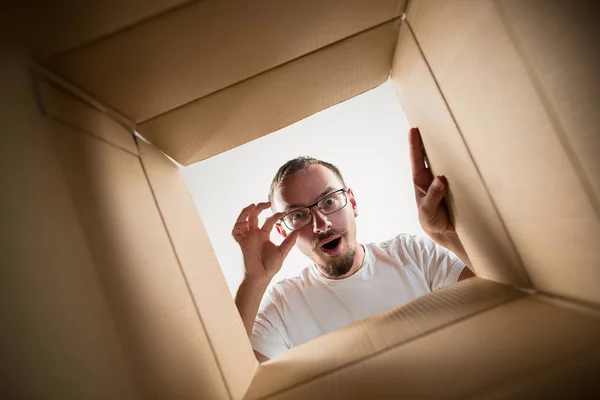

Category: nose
[311, 208, 331, 234]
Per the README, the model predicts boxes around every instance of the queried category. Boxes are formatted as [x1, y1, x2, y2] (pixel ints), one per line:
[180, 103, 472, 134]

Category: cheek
[295, 227, 315, 249]
[296, 237, 317, 257]
[330, 210, 353, 228]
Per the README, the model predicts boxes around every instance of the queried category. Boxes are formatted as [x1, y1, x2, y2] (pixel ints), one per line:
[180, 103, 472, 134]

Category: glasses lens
[318, 190, 347, 214]
[284, 208, 312, 230]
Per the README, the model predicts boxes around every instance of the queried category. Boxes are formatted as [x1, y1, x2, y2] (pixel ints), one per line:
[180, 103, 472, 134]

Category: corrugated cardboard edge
[252, 293, 600, 399]
[390, 20, 531, 288]
[137, 138, 257, 400]
[35, 79, 138, 155]
[138, 19, 401, 165]
[403, 0, 600, 307]
[27, 62, 243, 399]
[245, 278, 525, 399]
[50, 0, 405, 122]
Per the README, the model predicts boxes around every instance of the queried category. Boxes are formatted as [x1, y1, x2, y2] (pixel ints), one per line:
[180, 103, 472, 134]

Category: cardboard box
[2, 0, 599, 398]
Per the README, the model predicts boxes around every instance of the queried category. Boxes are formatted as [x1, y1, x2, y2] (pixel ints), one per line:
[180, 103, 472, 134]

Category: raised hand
[408, 127, 455, 237]
[232, 202, 299, 285]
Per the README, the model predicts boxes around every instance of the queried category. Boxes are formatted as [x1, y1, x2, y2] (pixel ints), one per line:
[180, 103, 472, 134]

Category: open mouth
[319, 236, 342, 255]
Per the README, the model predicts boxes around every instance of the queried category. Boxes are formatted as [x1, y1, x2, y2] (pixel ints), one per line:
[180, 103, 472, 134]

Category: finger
[278, 230, 299, 259]
[236, 203, 256, 224]
[408, 127, 427, 178]
[231, 221, 248, 238]
[420, 176, 446, 214]
[414, 182, 428, 197]
[232, 221, 248, 231]
[248, 202, 271, 229]
[261, 211, 286, 233]
[232, 231, 245, 242]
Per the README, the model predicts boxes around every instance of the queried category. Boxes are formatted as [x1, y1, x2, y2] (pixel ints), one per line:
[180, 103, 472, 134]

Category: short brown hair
[268, 157, 346, 205]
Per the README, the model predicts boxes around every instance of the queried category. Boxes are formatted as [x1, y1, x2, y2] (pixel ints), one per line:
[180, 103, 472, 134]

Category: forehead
[273, 164, 344, 211]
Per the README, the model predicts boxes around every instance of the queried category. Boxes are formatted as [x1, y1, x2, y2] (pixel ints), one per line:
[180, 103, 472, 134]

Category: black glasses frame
[279, 188, 348, 231]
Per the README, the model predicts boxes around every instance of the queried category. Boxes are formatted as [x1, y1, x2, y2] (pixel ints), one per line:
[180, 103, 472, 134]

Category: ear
[347, 188, 358, 217]
[275, 222, 287, 238]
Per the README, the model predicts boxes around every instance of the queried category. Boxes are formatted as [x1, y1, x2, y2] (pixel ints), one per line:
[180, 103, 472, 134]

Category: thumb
[421, 176, 446, 214]
[278, 230, 299, 259]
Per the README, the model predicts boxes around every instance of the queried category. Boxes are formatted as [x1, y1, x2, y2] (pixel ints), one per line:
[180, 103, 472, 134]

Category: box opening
[183, 81, 429, 296]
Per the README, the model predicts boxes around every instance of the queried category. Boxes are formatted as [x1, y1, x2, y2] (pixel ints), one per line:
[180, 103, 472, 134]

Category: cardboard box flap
[391, 23, 531, 288]
[401, 0, 600, 306]
[246, 278, 525, 399]
[48, 109, 234, 399]
[5, 1, 600, 398]
[5, 62, 256, 397]
[494, 0, 600, 220]
[1, 56, 140, 399]
[37, 79, 137, 155]
[6, 0, 188, 59]
[137, 139, 257, 399]
[248, 290, 600, 399]
[138, 21, 400, 165]
[50, 0, 405, 122]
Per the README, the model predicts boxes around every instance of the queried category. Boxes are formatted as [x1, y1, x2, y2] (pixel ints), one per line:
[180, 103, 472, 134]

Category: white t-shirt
[251, 234, 466, 359]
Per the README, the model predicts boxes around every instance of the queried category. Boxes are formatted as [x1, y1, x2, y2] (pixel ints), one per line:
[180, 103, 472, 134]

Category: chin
[316, 248, 356, 278]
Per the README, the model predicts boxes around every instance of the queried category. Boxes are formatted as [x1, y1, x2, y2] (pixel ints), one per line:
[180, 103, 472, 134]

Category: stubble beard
[313, 229, 357, 278]
[319, 248, 356, 278]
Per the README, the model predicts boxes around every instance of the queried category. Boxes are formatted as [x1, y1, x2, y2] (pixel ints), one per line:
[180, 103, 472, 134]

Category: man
[232, 128, 475, 362]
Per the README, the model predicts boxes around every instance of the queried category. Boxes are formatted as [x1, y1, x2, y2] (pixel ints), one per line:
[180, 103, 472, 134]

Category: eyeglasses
[280, 188, 348, 231]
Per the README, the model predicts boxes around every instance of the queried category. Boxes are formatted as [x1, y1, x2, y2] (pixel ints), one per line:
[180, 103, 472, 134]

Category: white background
[182, 81, 426, 295]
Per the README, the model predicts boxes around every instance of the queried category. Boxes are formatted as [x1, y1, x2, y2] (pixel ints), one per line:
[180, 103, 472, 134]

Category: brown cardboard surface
[405, 0, 600, 306]
[139, 21, 400, 165]
[1, 55, 139, 399]
[53, 110, 250, 398]
[51, 0, 405, 122]
[32, 64, 136, 132]
[494, 0, 600, 227]
[246, 278, 524, 399]
[250, 294, 600, 399]
[4, 1, 600, 398]
[37, 80, 137, 155]
[138, 139, 257, 399]
[390, 23, 530, 288]
[49, 110, 230, 399]
[2, 59, 236, 398]
[6, 0, 189, 59]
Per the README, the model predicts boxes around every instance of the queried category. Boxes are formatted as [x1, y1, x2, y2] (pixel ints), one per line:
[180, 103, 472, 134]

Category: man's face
[273, 165, 358, 277]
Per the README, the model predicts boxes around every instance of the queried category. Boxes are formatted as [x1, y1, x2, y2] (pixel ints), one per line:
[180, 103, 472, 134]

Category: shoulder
[366, 233, 438, 262]
[368, 233, 423, 254]
[373, 233, 417, 248]
[264, 266, 314, 305]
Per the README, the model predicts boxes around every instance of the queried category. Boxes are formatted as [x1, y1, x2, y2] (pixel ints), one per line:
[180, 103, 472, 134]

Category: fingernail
[433, 177, 443, 190]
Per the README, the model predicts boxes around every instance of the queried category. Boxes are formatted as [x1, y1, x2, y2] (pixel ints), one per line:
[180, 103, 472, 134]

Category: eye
[292, 211, 305, 220]
[324, 197, 336, 206]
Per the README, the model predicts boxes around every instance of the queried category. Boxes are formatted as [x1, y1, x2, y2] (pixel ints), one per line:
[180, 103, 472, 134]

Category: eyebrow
[285, 186, 337, 211]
